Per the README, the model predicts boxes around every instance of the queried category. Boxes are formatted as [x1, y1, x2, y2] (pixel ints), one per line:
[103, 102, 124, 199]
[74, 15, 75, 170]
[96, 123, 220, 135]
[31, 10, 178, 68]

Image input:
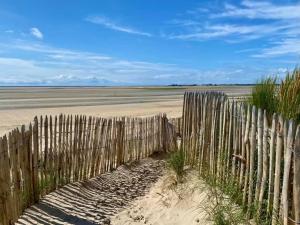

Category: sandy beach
[4, 86, 252, 225]
[0, 86, 251, 135]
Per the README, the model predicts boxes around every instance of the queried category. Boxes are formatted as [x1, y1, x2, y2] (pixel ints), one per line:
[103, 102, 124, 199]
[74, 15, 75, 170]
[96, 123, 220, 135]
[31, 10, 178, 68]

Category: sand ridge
[111, 170, 212, 225]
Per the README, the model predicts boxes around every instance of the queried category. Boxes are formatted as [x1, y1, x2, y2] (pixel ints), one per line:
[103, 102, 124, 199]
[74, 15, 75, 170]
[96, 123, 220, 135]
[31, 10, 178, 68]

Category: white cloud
[0, 57, 36, 67]
[85, 16, 152, 37]
[168, 19, 202, 27]
[170, 24, 256, 40]
[30, 27, 43, 39]
[165, 1, 300, 58]
[168, 22, 299, 41]
[1, 41, 112, 62]
[216, 0, 300, 20]
[0, 40, 268, 85]
[253, 38, 300, 57]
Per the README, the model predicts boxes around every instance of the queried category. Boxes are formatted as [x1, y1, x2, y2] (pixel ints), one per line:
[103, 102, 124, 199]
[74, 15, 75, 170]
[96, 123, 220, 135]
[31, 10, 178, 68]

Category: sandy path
[111, 170, 212, 225]
[16, 158, 165, 225]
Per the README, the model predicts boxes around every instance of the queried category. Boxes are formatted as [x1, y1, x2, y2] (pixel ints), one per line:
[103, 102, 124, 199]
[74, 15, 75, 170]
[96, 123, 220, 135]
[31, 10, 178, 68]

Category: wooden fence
[0, 113, 177, 225]
[168, 117, 182, 137]
[182, 91, 300, 225]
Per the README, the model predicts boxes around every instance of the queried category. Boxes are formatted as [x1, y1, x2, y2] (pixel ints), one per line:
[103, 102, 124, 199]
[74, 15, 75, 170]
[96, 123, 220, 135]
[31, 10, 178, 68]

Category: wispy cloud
[214, 0, 300, 57]
[30, 27, 43, 39]
[5, 30, 14, 33]
[215, 0, 300, 20]
[168, 19, 202, 27]
[253, 38, 300, 58]
[2, 40, 112, 61]
[169, 23, 293, 41]
[0, 39, 270, 85]
[165, 1, 300, 57]
[85, 15, 152, 37]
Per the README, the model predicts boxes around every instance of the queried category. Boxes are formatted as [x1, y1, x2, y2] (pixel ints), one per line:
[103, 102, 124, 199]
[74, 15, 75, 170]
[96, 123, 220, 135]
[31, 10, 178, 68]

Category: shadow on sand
[16, 157, 165, 225]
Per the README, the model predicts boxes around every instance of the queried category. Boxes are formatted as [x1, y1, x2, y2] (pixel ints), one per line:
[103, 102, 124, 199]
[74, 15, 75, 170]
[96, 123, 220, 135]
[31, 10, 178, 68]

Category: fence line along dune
[181, 91, 300, 225]
[1, 90, 299, 225]
[0, 113, 180, 225]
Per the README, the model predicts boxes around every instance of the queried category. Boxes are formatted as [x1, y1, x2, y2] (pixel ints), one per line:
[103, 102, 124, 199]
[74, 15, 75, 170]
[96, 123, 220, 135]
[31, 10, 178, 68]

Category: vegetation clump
[249, 67, 300, 122]
[201, 174, 249, 225]
[167, 149, 185, 183]
[277, 68, 300, 121]
[249, 76, 277, 118]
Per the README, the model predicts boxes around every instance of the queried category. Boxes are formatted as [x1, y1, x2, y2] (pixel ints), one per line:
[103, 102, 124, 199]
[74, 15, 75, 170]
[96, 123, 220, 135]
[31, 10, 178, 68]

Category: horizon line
[0, 84, 255, 88]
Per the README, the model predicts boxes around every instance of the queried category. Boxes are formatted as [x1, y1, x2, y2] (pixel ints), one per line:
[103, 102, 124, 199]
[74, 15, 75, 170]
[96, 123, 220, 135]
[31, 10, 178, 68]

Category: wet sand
[0, 86, 251, 135]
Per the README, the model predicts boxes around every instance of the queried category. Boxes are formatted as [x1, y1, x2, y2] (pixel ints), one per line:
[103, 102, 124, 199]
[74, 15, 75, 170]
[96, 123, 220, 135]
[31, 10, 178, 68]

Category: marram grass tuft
[250, 67, 300, 123]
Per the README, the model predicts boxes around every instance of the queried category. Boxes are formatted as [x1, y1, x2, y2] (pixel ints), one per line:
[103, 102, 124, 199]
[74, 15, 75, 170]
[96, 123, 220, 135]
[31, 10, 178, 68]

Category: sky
[0, 0, 299, 86]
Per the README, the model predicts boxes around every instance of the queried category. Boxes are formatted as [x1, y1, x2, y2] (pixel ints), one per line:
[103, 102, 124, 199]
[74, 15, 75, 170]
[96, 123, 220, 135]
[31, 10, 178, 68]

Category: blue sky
[0, 0, 299, 85]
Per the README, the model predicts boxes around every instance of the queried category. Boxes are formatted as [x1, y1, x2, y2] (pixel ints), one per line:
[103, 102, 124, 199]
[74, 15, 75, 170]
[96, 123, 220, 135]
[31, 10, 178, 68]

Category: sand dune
[112, 170, 212, 225]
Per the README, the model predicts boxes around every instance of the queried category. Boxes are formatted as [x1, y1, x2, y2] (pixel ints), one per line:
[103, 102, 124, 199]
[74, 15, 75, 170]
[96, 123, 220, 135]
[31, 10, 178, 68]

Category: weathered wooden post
[267, 114, 277, 213]
[32, 117, 39, 202]
[248, 106, 256, 217]
[116, 120, 125, 167]
[282, 120, 294, 225]
[272, 115, 283, 225]
[294, 125, 300, 225]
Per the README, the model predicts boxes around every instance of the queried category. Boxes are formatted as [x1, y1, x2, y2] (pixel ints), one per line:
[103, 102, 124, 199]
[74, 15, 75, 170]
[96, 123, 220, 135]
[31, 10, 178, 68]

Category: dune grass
[249, 77, 277, 119]
[277, 68, 300, 122]
[167, 149, 185, 183]
[249, 67, 300, 122]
